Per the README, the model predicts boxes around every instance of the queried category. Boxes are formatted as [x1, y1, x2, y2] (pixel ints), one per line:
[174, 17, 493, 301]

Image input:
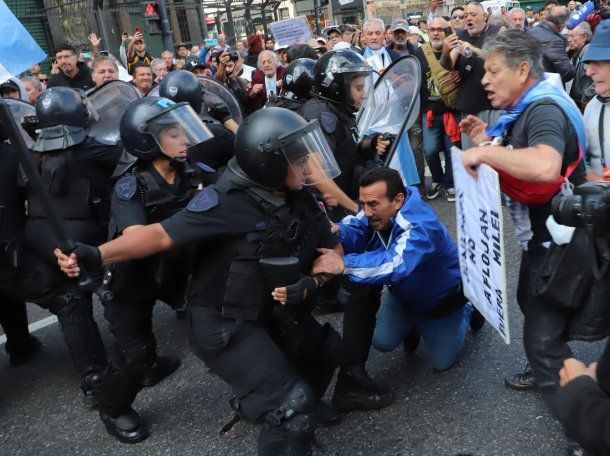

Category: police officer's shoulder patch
[195, 162, 216, 173]
[320, 111, 337, 134]
[187, 187, 219, 212]
[115, 174, 137, 200]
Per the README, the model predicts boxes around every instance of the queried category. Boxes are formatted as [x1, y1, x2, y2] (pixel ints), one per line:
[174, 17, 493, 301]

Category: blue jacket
[338, 187, 462, 313]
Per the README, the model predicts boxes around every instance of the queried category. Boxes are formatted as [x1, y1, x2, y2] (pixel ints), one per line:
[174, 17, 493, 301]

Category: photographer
[214, 50, 251, 115]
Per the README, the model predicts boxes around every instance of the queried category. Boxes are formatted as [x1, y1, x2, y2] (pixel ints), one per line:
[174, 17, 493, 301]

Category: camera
[229, 51, 239, 62]
[552, 182, 610, 236]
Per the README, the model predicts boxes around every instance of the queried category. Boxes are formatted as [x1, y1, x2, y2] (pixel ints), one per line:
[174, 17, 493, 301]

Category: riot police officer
[96, 96, 217, 443]
[266, 58, 316, 112]
[159, 70, 235, 170]
[24, 86, 122, 405]
[299, 49, 395, 412]
[55, 107, 344, 455]
[0, 113, 41, 366]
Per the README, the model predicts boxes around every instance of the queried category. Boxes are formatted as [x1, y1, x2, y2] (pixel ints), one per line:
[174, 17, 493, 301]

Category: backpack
[421, 43, 459, 110]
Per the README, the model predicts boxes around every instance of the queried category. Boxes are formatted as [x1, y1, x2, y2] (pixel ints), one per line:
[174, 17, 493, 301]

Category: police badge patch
[320, 111, 337, 134]
[115, 174, 137, 200]
[187, 187, 219, 212]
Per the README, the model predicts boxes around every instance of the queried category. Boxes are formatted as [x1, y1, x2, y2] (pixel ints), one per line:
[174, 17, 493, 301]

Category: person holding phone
[127, 30, 153, 75]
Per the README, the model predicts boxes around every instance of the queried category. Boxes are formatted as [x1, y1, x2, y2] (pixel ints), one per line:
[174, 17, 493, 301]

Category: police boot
[100, 407, 149, 444]
[314, 400, 341, 427]
[6, 335, 42, 367]
[142, 354, 181, 387]
[81, 368, 105, 408]
[332, 364, 395, 412]
[257, 380, 317, 456]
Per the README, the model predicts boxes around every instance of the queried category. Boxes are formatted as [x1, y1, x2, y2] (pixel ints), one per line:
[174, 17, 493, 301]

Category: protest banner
[451, 146, 511, 344]
[268, 17, 313, 47]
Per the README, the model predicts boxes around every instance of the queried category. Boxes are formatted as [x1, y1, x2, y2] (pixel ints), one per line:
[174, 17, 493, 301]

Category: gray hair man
[460, 32, 588, 444]
[567, 22, 595, 109]
[151, 58, 168, 84]
[508, 7, 526, 30]
[20, 76, 43, 105]
[363, 17, 391, 71]
[529, 5, 575, 82]
[91, 56, 119, 88]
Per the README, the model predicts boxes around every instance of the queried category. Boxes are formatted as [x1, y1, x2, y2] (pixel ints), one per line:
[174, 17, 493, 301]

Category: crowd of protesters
[3, 0, 610, 453]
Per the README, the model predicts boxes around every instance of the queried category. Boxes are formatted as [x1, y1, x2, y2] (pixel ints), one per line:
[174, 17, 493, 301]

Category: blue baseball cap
[583, 20, 610, 62]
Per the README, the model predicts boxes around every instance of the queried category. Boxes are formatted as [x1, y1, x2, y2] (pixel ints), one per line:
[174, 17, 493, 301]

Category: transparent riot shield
[86, 80, 141, 143]
[4, 98, 36, 147]
[357, 55, 421, 166]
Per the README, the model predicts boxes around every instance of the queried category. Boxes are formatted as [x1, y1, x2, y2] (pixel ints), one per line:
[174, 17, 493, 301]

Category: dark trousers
[340, 282, 383, 367]
[0, 296, 30, 355]
[519, 251, 573, 403]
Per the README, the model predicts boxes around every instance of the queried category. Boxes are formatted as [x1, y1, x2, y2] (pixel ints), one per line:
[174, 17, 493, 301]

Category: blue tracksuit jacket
[338, 187, 462, 314]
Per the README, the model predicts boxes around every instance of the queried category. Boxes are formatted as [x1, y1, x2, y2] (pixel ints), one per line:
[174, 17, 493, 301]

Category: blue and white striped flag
[0, 0, 47, 83]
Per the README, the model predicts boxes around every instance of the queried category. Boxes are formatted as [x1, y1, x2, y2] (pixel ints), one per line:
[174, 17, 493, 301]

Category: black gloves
[208, 102, 232, 124]
[71, 242, 102, 273]
[284, 276, 318, 312]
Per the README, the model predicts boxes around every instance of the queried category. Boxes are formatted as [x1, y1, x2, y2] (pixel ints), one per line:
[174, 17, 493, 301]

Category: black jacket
[529, 22, 575, 83]
[569, 43, 596, 109]
[386, 41, 416, 62]
[47, 62, 95, 92]
[552, 341, 610, 455]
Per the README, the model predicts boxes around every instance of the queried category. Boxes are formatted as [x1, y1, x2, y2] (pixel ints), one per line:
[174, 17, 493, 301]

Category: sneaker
[445, 187, 456, 202]
[426, 183, 442, 200]
[504, 363, 537, 391]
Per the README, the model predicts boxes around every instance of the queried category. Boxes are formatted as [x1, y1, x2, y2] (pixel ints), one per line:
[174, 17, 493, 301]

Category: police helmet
[313, 49, 374, 108]
[120, 96, 213, 159]
[234, 107, 340, 189]
[282, 58, 316, 102]
[159, 70, 204, 114]
[35, 87, 89, 129]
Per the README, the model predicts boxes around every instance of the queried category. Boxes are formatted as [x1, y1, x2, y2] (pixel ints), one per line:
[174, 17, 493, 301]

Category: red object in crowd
[585, 12, 602, 33]
[247, 34, 263, 53]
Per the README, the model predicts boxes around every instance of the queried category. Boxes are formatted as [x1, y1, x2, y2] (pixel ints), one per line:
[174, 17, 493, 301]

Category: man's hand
[462, 147, 486, 179]
[312, 248, 345, 276]
[374, 135, 391, 156]
[272, 276, 317, 307]
[251, 83, 264, 94]
[444, 33, 460, 52]
[323, 193, 339, 209]
[449, 70, 461, 83]
[133, 31, 144, 42]
[459, 114, 491, 146]
[457, 40, 480, 57]
[559, 358, 598, 387]
[208, 102, 232, 123]
[54, 243, 102, 278]
[88, 33, 102, 48]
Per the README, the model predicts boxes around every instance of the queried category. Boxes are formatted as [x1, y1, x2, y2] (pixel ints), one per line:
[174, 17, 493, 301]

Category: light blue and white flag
[0, 0, 47, 83]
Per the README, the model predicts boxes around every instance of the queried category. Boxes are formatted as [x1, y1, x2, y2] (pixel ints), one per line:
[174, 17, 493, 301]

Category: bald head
[429, 17, 450, 51]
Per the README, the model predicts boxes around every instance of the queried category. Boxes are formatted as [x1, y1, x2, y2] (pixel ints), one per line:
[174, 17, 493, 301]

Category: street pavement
[0, 196, 606, 456]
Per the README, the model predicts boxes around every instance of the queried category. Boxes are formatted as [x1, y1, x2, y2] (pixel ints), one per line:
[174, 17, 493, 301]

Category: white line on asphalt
[0, 315, 58, 346]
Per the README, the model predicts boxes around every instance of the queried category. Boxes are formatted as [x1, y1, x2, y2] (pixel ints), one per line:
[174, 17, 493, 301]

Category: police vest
[191, 180, 320, 323]
[27, 149, 100, 221]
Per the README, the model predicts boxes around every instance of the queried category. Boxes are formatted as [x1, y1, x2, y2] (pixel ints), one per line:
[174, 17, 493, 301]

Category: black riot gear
[313, 50, 374, 108]
[283, 58, 316, 101]
[159, 70, 204, 114]
[234, 107, 339, 189]
[33, 87, 91, 152]
[119, 97, 212, 160]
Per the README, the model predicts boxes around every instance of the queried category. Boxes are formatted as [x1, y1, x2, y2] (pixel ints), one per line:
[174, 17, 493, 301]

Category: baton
[0, 99, 95, 290]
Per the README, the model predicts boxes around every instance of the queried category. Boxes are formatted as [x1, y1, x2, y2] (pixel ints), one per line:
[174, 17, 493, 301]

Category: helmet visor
[146, 104, 213, 156]
[278, 120, 341, 186]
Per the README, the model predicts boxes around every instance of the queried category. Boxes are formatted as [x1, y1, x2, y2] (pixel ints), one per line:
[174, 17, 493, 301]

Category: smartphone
[135, 27, 142, 35]
[444, 27, 454, 36]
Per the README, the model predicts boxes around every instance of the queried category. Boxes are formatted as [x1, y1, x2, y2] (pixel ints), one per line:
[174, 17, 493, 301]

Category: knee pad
[266, 380, 317, 438]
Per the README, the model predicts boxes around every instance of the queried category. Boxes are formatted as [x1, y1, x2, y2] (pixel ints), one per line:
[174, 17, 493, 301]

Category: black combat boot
[7, 335, 42, 367]
[332, 364, 395, 411]
[142, 354, 181, 387]
[81, 369, 105, 408]
[100, 407, 149, 444]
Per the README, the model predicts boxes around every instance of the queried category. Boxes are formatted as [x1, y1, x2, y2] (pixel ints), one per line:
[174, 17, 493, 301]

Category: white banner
[268, 17, 313, 47]
[451, 146, 510, 344]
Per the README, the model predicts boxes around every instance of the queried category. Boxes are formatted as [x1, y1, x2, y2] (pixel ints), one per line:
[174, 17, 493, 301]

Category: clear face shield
[278, 120, 341, 186]
[340, 70, 376, 112]
[145, 103, 213, 158]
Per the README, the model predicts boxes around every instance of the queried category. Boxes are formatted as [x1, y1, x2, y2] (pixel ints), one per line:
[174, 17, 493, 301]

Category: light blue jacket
[339, 187, 462, 313]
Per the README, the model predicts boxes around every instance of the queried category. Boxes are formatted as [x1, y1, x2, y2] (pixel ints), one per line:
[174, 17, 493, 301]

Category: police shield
[147, 76, 244, 124]
[86, 80, 141, 143]
[4, 98, 36, 147]
[357, 55, 421, 166]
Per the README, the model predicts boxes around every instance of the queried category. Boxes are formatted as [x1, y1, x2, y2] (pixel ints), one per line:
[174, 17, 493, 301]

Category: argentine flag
[0, 0, 46, 83]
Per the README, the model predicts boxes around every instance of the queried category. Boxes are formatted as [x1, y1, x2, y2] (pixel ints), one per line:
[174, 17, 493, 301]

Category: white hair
[363, 17, 385, 33]
[508, 7, 525, 18]
[20, 76, 43, 90]
[257, 50, 279, 70]
[150, 58, 167, 72]
[573, 21, 593, 40]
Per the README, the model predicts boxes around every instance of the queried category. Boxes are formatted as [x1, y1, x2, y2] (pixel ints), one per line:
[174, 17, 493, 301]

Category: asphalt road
[0, 196, 605, 456]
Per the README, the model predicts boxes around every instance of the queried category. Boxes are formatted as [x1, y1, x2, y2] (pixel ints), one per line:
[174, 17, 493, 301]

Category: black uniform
[266, 95, 305, 112]
[24, 136, 122, 403]
[99, 158, 217, 419]
[160, 165, 341, 450]
[188, 115, 235, 170]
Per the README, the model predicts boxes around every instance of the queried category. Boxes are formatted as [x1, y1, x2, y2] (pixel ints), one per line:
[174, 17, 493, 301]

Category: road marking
[0, 315, 58, 346]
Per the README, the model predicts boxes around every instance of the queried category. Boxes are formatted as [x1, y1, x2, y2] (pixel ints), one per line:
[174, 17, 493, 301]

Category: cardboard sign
[451, 146, 511, 344]
[268, 17, 313, 47]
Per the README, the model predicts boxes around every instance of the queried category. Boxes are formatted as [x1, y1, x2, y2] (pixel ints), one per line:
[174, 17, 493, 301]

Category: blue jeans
[421, 113, 457, 188]
[372, 289, 472, 371]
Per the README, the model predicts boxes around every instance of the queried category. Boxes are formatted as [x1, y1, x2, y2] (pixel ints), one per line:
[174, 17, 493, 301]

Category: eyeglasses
[452, 14, 465, 19]
[38, 78, 48, 82]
